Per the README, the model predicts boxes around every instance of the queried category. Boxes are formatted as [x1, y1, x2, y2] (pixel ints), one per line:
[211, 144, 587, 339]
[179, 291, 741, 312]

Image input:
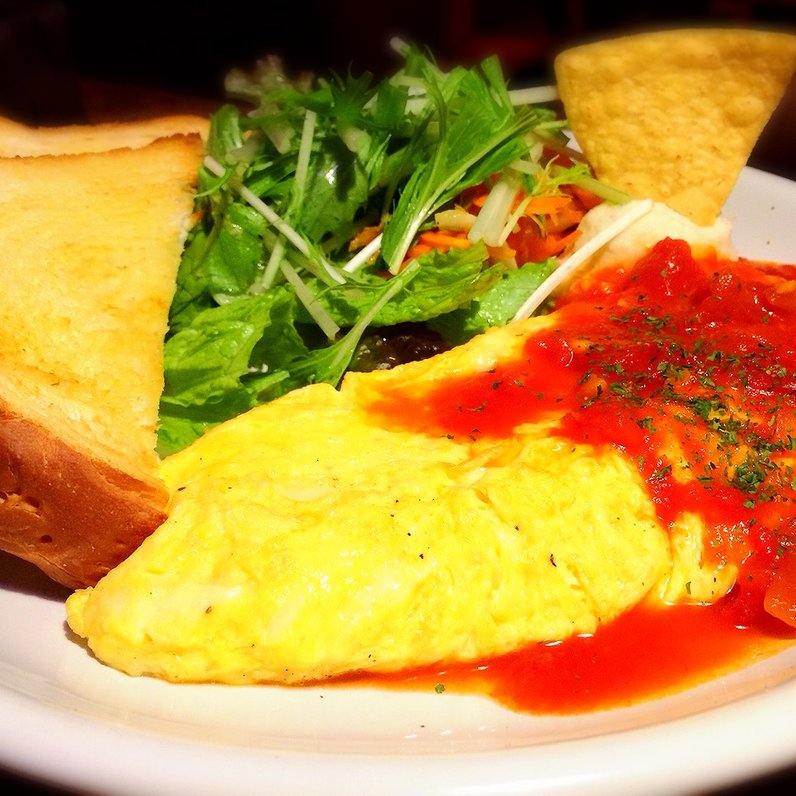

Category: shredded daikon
[291, 109, 317, 212]
[203, 155, 345, 286]
[508, 85, 559, 105]
[467, 178, 520, 247]
[342, 233, 383, 273]
[278, 259, 340, 340]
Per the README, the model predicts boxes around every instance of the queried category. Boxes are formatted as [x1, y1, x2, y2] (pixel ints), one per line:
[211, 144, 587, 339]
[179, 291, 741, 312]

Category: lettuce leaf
[428, 259, 556, 344]
[159, 46, 574, 454]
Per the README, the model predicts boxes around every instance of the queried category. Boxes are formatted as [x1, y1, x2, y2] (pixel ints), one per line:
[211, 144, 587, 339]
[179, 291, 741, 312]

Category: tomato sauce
[359, 238, 796, 713]
[351, 596, 793, 714]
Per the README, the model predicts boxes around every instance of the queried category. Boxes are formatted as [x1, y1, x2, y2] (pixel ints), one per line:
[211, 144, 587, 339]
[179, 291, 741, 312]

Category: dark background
[2, 1, 793, 96]
[1, 1, 796, 794]
[0, 0, 795, 176]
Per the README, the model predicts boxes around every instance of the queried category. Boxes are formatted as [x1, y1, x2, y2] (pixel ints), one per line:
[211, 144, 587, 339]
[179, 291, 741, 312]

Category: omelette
[66, 323, 670, 683]
[66, 225, 788, 685]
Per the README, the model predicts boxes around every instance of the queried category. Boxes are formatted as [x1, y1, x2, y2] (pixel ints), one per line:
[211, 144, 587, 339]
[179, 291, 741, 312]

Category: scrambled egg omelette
[66, 296, 734, 684]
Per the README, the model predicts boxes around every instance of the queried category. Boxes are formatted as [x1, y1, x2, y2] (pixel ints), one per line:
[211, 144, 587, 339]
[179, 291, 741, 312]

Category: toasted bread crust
[0, 114, 209, 157]
[0, 129, 204, 587]
[0, 404, 168, 589]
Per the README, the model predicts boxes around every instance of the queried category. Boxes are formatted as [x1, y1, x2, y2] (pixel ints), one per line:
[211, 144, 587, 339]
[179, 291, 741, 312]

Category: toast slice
[0, 113, 208, 157]
[0, 132, 204, 588]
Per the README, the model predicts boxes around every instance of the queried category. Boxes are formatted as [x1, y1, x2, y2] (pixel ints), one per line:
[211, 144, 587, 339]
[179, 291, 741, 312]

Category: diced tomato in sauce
[358, 239, 796, 713]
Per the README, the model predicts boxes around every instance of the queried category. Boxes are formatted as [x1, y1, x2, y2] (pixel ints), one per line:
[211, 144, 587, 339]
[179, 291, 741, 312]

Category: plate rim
[2, 166, 796, 796]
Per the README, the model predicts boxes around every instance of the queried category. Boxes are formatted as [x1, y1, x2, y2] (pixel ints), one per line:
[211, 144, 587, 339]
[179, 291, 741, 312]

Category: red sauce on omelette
[357, 238, 796, 713]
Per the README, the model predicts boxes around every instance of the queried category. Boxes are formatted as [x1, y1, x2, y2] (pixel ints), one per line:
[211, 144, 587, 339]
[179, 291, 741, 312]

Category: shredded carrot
[348, 224, 382, 251]
[401, 229, 473, 266]
[418, 230, 472, 249]
[551, 227, 581, 253]
[545, 206, 585, 233]
[521, 194, 573, 216]
[565, 184, 604, 211]
[400, 180, 598, 269]
[405, 243, 433, 260]
[532, 228, 580, 259]
[485, 242, 517, 263]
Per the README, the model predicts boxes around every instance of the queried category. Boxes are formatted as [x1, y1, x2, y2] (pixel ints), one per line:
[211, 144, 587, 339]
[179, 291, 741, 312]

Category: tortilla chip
[554, 28, 796, 225]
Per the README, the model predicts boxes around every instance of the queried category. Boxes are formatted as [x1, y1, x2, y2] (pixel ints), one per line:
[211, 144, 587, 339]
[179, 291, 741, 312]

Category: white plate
[2, 167, 796, 796]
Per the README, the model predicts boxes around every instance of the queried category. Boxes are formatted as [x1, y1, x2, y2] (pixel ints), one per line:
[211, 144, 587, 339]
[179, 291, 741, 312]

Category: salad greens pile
[157, 43, 613, 456]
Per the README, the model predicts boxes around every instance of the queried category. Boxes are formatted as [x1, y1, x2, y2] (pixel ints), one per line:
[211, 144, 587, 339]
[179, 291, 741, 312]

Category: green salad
[158, 42, 625, 456]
